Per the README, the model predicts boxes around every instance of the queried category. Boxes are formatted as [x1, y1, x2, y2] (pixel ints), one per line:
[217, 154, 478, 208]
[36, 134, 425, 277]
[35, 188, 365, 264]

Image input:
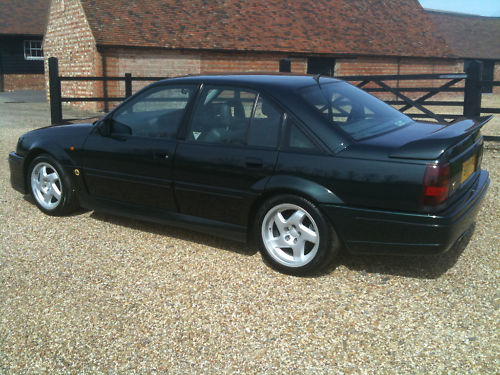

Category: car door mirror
[96, 118, 112, 137]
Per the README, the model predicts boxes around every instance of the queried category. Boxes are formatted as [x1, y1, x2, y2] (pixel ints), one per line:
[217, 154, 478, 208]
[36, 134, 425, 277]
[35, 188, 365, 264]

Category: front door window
[111, 85, 196, 138]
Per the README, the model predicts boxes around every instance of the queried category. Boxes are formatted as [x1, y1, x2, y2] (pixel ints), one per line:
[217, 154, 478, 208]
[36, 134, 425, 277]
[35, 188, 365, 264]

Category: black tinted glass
[188, 87, 256, 144]
[112, 85, 195, 138]
[247, 96, 282, 148]
[289, 119, 316, 150]
[300, 81, 411, 140]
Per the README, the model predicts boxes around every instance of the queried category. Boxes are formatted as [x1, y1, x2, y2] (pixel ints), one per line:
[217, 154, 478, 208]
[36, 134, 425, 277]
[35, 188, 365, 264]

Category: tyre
[28, 154, 79, 216]
[255, 194, 340, 275]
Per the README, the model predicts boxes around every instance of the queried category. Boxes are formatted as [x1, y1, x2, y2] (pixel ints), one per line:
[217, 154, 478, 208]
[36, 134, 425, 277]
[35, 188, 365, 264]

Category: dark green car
[9, 75, 490, 275]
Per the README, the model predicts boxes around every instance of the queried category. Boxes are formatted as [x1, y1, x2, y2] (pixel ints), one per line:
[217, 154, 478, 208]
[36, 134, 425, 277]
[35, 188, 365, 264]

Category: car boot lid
[389, 116, 492, 160]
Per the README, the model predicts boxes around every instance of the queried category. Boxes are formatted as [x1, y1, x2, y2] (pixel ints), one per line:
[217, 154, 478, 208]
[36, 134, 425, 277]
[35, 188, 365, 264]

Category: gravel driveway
[1, 100, 499, 374]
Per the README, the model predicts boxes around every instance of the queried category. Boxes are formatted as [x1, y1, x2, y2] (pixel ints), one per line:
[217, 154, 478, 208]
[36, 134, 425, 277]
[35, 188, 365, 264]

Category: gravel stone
[0, 100, 498, 374]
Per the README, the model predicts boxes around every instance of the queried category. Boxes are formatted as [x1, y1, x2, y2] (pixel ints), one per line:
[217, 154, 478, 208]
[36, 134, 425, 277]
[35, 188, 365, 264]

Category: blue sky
[418, 0, 500, 16]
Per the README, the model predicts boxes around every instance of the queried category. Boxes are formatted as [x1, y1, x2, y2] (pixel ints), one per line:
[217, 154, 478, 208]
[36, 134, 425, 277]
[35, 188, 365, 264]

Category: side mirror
[96, 118, 111, 137]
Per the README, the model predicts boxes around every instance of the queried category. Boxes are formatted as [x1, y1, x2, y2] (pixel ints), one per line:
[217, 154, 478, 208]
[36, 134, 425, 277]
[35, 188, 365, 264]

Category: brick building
[0, 0, 50, 91]
[43, 0, 496, 110]
[426, 10, 500, 94]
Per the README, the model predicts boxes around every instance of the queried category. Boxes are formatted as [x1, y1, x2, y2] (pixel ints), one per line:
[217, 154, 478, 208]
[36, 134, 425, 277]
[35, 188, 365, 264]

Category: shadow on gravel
[328, 224, 475, 279]
[23, 195, 91, 217]
[90, 211, 257, 257]
[23, 193, 474, 278]
[91, 210, 474, 279]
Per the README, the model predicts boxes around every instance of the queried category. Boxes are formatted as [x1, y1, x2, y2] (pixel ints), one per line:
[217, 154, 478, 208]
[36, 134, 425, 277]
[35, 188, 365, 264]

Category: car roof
[160, 74, 341, 90]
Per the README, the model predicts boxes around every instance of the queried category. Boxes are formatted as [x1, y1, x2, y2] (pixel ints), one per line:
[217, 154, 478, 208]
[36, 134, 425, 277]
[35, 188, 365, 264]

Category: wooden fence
[48, 57, 499, 126]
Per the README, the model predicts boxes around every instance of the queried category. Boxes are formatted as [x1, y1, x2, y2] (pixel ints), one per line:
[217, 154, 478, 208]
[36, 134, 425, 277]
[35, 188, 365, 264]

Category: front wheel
[255, 195, 340, 275]
[28, 154, 79, 216]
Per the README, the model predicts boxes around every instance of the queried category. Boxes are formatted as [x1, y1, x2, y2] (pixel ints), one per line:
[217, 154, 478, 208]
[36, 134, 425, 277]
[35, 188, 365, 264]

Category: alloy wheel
[261, 203, 320, 268]
[31, 162, 62, 211]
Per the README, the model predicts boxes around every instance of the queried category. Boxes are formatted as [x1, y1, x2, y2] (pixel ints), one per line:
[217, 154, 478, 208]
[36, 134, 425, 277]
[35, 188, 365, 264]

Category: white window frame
[24, 40, 43, 60]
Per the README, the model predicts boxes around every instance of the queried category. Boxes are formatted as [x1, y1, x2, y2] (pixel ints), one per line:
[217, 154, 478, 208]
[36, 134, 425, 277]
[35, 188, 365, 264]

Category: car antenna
[313, 73, 321, 86]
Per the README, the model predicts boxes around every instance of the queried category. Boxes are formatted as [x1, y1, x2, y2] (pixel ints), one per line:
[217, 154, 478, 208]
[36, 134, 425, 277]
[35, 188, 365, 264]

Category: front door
[174, 86, 283, 226]
[82, 84, 197, 212]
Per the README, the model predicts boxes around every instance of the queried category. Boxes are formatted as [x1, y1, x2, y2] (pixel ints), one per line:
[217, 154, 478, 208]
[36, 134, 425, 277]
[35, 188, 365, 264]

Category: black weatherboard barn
[0, 0, 50, 92]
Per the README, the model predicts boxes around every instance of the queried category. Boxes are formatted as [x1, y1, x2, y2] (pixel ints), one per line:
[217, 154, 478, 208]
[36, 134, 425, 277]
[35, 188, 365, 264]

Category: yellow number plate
[461, 154, 477, 183]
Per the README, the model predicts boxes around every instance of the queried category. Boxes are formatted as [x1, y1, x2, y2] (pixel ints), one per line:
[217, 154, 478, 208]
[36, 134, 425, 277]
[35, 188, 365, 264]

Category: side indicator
[74, 169, 80, 176]
[69, 146, 75, 151]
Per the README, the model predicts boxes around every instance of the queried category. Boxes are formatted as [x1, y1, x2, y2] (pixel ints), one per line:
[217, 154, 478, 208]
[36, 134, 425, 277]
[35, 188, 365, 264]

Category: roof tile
[80, 0, 455, 58]
[426, 10, 500, 60]
[0, 0, 50, 35]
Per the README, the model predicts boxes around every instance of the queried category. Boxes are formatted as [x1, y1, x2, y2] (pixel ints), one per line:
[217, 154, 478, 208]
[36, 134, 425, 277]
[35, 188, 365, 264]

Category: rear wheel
[28, 154, 78, 216]
[255, 195, 339, 275]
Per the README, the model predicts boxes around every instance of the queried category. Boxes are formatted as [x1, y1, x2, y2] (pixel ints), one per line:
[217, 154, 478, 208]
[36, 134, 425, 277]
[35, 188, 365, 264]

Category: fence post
[125, 73, 132, 98]
[48, 57, 62, 124]
[463, 60, 483, 117]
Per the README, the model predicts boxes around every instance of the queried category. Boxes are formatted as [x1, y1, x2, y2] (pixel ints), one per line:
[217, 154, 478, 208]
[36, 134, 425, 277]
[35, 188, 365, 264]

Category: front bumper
[8, 152, 28, 194]
[322, 170, 490, 255]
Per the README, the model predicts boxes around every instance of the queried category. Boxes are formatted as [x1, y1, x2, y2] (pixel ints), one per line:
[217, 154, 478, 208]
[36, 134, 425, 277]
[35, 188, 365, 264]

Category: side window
[247, 95, 283, 148]
[288, 118, 317, 150]
[111, 85, 195, 138]
[188, 87, 256, 144]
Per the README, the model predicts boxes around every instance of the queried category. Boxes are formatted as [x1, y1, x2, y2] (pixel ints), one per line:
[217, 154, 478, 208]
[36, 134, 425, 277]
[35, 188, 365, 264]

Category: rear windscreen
[300, 81, 412, 140]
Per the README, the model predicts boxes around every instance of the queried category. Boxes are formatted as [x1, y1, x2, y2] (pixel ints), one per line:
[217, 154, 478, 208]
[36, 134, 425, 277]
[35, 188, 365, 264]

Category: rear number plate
[461, 154, 477, 183]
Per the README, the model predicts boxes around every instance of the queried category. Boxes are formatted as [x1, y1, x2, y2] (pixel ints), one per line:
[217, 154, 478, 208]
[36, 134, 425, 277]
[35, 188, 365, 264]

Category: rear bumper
[8, 152, 28, 194]
[322, 170, 490, 255]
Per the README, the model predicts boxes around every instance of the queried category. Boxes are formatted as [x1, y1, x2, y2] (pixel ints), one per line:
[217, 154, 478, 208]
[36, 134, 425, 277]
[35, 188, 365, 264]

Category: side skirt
[79, 196, 248, 243]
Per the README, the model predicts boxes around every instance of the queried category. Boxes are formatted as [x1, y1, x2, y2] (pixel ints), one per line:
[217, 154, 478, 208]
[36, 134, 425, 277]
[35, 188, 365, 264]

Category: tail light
[421, 162, 450, 206]
[476, 146, 483, 170]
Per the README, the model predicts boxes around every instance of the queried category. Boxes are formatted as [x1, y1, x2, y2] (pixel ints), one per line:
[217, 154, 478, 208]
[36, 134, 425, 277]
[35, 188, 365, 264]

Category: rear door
[174, 86, 283, 226]
[82, 84, 197, 211]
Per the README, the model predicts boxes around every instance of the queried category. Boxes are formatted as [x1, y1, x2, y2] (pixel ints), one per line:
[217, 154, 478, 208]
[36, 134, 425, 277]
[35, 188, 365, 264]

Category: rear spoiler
[390, 116, 492, 160]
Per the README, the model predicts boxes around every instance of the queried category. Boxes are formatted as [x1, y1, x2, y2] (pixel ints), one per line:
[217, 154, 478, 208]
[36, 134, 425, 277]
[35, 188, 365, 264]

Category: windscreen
[300, 81, 412, 140]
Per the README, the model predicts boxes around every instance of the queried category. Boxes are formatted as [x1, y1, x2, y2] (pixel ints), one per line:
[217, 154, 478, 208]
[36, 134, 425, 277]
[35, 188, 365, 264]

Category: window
[24, 40, 43, 60]
[111, 85, 195, 138]
[187, 87, 283, 148]
[188, 87, 257, 144]
[247, 95, 282, 148]
[300, 81, 411, 141]
[307, 57, 335, 76]
[288, 118, 316, 150]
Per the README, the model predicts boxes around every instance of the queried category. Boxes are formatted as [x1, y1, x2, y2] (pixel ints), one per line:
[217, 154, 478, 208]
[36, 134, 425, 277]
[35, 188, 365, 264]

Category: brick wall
[102, 48, 202, 110]
[43, 0, 102, 111]
[200, 52, 307, 74]
[2, 74, 45, 91]
[100, 49, 306, 110]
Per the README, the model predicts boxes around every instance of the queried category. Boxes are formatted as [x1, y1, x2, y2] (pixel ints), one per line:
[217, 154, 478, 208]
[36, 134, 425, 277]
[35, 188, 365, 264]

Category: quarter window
[288, 119, 317, 150]
[111, 85, 196, 138]
[247, 95, 282, 148]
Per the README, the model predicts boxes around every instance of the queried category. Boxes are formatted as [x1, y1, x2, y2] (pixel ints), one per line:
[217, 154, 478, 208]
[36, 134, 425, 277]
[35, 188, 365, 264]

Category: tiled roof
[80, 0, 454, 58]
[426, 10, 500, 60]
[0, 0, 50, 35]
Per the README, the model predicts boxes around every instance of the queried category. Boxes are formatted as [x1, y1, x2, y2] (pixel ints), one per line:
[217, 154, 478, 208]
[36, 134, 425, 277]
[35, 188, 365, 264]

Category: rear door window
[187, 86, 283, 148]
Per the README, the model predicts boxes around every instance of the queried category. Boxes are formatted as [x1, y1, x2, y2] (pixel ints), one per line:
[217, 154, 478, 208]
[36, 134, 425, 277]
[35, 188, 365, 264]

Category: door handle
[154, 152, 169, 160]
[245, 157, 263, 168]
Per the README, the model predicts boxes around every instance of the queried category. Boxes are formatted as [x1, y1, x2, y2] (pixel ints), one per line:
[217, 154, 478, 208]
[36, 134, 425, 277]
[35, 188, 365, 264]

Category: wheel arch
[247, 175, 343, 238]
[23, 145, 77, 189]
[23, 148, 54, 184]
